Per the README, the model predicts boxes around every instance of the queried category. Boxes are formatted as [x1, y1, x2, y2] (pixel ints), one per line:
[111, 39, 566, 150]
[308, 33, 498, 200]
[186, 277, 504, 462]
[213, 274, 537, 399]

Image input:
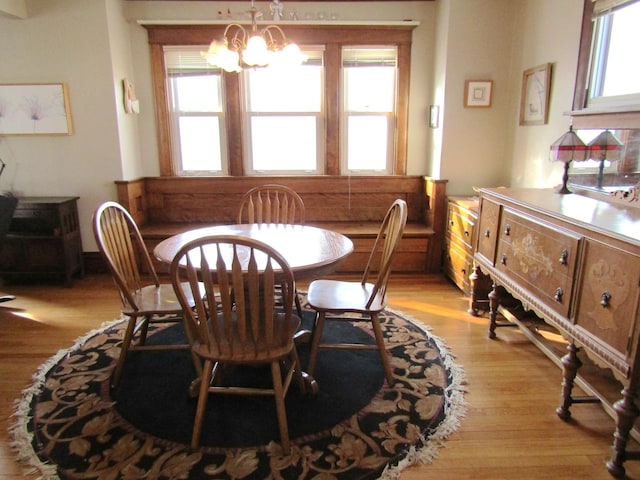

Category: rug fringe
[7, 317, 126, 480]
[379, 307, 468, 480]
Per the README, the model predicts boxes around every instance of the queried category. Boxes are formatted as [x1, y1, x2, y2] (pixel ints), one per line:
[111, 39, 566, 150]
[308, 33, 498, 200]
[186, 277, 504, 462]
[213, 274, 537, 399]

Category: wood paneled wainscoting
[115, 176, 448, 274]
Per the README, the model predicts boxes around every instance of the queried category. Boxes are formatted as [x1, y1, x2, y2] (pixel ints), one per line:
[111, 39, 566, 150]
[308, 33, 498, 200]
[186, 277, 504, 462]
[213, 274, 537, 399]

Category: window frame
[571, 0, 640, 129]
[145, 24, 414, 176]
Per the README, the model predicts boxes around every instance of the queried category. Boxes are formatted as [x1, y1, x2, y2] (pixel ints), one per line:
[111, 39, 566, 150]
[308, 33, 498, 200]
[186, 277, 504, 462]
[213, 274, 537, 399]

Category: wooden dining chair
[93, 201, 200, 388]
[237, 184, 305, 225]
[169, 234, 305, 452]
[238, 184, 305, 316]
[305, 199, 408, 387]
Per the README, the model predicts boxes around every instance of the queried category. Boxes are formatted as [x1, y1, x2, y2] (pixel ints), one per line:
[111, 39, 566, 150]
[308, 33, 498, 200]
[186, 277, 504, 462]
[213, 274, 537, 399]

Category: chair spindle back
[237, 184, 305, 225]
[171, 235, 297, 361]
[361, 199, 408, 308]
[93, 201, 160, 310]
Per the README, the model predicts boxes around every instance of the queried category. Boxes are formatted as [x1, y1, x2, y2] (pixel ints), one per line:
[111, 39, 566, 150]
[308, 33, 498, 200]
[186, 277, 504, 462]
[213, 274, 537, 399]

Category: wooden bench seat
[117, 176, 448, 274]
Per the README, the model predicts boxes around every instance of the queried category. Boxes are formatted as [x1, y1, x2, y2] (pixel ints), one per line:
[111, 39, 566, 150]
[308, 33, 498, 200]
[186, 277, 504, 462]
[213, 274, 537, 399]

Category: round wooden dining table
[153, 223, 354, 279]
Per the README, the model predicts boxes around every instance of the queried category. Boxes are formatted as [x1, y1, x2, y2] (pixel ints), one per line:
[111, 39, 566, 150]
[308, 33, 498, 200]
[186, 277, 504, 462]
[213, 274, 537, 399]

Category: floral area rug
[10, 293, 466, 479]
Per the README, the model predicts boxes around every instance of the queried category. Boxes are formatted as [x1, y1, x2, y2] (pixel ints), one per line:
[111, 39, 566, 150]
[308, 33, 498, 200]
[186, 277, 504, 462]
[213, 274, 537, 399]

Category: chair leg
[371, 313, 394, 386]
[138, 316, 150, 346]
[289, 346, 306, 394]
[181, 317, 203, 377]
[191, 358, 213, 449]
[112, 314, 139, 388]
[294, 289, 303, 318]
[271, 360, 291, 454]
[307, 311, 326, 377]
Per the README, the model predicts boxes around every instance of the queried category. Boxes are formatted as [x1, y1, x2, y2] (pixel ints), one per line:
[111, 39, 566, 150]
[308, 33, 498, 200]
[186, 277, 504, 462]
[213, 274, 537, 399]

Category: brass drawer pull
[500, 254, 507, 265]
[464, 229, 470, 237]
[559, 249, 568, 265]
[485, 228, 491, 238]
[554, 288, 563, 302]
[504, 224, 511, 236]
[601, 291, 612, 308]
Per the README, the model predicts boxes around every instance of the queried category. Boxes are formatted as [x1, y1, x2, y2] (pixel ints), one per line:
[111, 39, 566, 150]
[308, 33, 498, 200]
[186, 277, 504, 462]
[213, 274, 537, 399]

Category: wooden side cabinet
[444, 196, 478, 293]
[0, 197, 84, 286]
[444, 196, 491, 314]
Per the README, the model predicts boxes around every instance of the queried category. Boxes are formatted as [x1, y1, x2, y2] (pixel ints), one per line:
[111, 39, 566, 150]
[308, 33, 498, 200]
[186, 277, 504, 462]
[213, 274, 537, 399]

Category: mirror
[568, 128, 640, 192]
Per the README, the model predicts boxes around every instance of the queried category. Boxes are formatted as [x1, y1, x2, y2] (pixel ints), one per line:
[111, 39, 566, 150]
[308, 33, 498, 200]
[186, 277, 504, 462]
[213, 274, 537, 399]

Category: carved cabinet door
[475, 198, 501, 266]
[574, 239, 640, 378]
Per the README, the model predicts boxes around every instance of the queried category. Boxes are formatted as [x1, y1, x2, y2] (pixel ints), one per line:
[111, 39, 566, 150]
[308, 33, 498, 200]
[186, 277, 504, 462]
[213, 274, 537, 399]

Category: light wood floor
[1, 273, 639, 479]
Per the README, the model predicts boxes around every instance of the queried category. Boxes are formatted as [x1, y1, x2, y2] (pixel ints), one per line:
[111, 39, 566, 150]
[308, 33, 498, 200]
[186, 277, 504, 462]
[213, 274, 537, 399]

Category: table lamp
[550, 126, 587, 194]
[587, 130, 623, 189]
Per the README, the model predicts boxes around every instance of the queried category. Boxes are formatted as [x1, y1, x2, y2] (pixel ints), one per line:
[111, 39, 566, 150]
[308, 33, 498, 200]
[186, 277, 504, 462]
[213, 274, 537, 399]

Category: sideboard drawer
[445, 240, 474, 293]
[495, 209, 581, 318]
[447, 202, 476, 250]
[574, 240, 640, 376]
[476, 197, 501, 266]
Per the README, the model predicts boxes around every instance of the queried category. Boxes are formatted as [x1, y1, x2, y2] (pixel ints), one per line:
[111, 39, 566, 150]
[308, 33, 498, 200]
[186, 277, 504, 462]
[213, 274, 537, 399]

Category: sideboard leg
[468, 265, 483, 316]
[488, 282, 499, 339]
[556, 343, 581, 420]
[606, 388, 639, 478]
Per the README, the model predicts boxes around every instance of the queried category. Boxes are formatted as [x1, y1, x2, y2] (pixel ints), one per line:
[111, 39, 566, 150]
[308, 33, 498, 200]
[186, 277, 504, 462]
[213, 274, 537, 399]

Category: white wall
[435, 0, 516, 195]
[508, 0, 584, 189]
[106, 0, 145, 180]
[0, 0, 586, 252]
[0, 0, 123, 252]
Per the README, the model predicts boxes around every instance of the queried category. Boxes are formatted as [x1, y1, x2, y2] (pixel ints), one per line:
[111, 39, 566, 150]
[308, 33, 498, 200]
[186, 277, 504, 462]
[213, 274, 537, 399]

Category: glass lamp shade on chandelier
[202, 0, 307, 72]
[550, 126, 588, 194]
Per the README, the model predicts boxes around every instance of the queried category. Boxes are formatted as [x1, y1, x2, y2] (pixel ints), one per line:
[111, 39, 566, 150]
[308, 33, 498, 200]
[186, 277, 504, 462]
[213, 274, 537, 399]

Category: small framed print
[519, 63, 552, 125]
[464, 80, 493, 108]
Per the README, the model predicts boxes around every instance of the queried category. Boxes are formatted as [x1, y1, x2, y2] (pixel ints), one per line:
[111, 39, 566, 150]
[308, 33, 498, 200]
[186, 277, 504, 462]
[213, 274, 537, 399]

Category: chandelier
[202, 0, 306, 73]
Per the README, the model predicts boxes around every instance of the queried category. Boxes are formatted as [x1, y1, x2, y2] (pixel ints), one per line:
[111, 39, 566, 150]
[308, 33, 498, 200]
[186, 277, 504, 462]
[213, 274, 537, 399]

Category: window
[586, 0, 640, 110]
[165, 47, 227, 175]
[569, 0, 640, 189]
[342, 47, 397, 174]
[572, 0, 640, 123]
[243, 49, 324, 174]
[147, 25, 414, 176]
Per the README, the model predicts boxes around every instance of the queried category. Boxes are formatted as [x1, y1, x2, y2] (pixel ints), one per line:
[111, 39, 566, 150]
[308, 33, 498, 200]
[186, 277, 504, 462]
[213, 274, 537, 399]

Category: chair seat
[121, 282, 196, 317]
[307, 279, 385, 314]
[194, 313, 300, 362]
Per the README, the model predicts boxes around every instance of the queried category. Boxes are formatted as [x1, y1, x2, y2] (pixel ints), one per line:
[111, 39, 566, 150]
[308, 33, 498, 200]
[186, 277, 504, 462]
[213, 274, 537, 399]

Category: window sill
[567, 108, 640, 129]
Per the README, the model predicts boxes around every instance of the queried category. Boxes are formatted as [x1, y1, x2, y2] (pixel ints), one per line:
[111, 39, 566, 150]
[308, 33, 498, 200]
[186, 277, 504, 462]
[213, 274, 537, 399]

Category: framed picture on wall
[519, 63, 552, 125]
[0, 83, 73, 135]
[464, 80, 493, 108]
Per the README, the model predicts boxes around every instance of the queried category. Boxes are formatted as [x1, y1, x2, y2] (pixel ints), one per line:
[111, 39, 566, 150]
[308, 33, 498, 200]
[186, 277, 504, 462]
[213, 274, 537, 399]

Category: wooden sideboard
[473, 187, 640, 478]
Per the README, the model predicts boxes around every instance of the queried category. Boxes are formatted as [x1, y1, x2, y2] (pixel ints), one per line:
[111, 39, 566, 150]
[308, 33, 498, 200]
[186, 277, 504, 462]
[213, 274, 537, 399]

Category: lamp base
[557, 161, 572, 194]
